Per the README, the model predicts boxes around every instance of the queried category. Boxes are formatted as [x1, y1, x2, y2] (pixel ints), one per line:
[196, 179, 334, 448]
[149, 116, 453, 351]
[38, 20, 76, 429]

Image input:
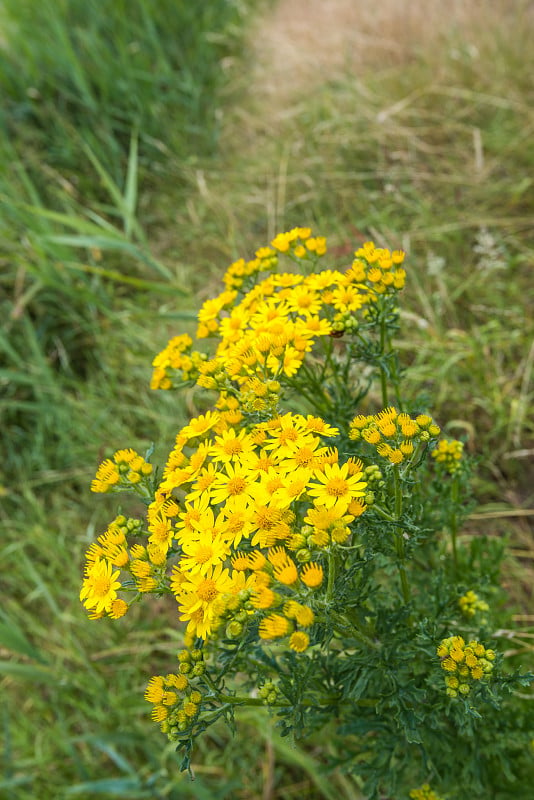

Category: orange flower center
[197, 579, 218, 601]
[326, 477, 349, 497]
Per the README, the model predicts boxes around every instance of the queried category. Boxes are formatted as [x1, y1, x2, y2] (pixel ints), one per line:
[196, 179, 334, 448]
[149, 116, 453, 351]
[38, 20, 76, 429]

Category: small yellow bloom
[289, 631, 310, 652]
[300, 562, 324, 588]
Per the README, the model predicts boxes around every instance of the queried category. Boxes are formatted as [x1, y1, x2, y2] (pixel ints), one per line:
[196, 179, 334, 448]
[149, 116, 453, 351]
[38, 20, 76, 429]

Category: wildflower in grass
[210, 462, 257, 508]
[150, 333, 200, 389]
[85, 229, 522, 796]
[272, 554, 299, 586]
[252, 585, 278, 610]
[91, 459, 120, 492]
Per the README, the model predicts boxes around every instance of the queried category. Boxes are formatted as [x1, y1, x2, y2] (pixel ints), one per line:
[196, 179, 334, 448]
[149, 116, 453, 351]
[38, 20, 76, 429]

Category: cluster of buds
[238, 377, 281, 416]
[150, 333, 207, 390]
[91, 449, 153, 493]
[346, 241, 406, 295]
[258, 680, 281, 705]
[349, 408, 440, 465]
[458, 590, 489, 619]
[270, 227, 327, 259]
[431, 438, 464, 475]
[437, 635, 495, 698]
[145, 649, 206, 738]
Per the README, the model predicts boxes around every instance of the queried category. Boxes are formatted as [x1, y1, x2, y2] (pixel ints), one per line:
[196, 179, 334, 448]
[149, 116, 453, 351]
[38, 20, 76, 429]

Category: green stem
[371, 503, 397, 522]
[395, 531, 411, 604]
[450, 476, 459, 571]
[393, 465, 403, 519]
[213, 693, 379, 709]
[379, 312, 389, 407]
[326, 549, 336, 603]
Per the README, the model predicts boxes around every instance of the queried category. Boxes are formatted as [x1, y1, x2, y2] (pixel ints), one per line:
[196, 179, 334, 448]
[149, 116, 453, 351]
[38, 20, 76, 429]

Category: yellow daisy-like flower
[179, 533, 230, 575]
[307, 462, 367, 512]
[80, 559, 122, 615]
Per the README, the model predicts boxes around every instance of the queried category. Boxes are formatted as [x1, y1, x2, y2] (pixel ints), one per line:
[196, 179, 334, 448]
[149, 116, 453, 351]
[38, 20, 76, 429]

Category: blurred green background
[1, 1, 533, 797]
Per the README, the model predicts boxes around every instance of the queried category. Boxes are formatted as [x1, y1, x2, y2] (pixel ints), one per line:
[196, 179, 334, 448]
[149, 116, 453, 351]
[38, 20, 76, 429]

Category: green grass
[2, 1, 534, 797]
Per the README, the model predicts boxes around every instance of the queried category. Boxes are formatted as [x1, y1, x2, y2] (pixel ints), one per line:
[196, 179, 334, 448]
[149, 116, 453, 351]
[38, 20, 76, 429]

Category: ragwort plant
[81, 229, 533, 799]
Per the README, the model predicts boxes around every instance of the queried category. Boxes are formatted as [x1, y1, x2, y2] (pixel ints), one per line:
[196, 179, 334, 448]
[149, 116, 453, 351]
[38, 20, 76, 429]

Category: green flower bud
[226, 620, 244, 639]
[190, 649, 203, 662]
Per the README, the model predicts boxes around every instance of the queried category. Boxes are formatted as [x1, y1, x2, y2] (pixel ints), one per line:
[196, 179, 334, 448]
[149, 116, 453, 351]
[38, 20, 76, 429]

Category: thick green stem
[395, 531, 411, 604]
[393, 465, 403, 519]
[379, 313, 389, 407]
[326, 549, 336, 603]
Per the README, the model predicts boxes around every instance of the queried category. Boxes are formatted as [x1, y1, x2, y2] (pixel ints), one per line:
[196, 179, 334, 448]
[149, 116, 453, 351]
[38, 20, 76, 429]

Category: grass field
[1, 1, 533, 797]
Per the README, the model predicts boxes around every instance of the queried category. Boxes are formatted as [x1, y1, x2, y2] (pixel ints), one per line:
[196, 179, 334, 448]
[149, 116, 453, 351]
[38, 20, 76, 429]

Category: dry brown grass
[249, 0, 532, 105]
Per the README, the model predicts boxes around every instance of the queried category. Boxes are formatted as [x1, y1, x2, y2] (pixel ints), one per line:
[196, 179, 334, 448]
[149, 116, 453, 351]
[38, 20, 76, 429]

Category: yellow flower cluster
[349, 407, 440, 464]
[431, 439, 464, 474]
[84, 406, 368, 657]
[348, 241, 406, 294]
[271, 226, 327, 258]
[91, 449, 153, 493]
[223, 245, 279, 292]
[437, 635, 495, 698]
[458, 590, 489, 619]
[150, 229, 405, 412]
[153, 410, 367, 644]
[193, 276, 368, 402]
[79, 514, 168, 617]
[145, 648, 206, 734]
[150, 333, 207, 391]
[409, 785, 444, 800]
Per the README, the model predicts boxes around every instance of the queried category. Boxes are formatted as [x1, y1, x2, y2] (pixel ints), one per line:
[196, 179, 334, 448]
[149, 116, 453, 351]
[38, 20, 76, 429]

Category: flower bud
[226, 620, 244, 639]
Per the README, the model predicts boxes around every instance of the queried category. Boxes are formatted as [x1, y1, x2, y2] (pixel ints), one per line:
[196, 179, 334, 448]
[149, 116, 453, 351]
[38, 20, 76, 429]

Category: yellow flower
[259, 614, 290, 639]
[300, 562, 324, 588]
[307, 461, 367, 512]
[289, 631, 310, 652]
[179, 533, 230, 575]
[80, 559, 122, 615]
[210, 462, 256, 508]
